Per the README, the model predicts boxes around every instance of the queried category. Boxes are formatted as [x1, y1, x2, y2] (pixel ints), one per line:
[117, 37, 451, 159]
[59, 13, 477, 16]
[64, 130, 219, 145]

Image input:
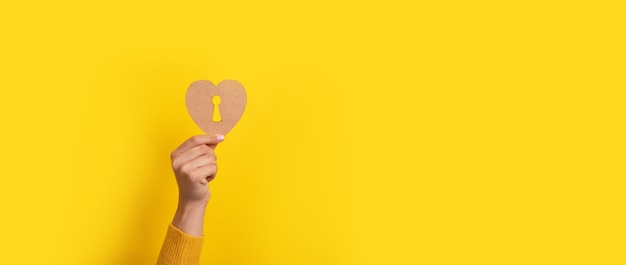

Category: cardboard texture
[185, 80, 247, 136]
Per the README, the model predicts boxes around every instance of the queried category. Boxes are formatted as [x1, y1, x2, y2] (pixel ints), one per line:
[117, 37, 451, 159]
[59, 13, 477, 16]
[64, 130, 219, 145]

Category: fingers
[194, 164, 218, 184]
[175, 144, 212, 165]
[171, 135, 224, 158]
[171, 135, 223, 170]
[175, 152, 218, 184]
[184, 154, 216, 171]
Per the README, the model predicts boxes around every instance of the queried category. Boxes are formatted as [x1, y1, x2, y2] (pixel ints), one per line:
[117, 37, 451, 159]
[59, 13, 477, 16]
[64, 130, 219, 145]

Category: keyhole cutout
[212, 95, 222, 122]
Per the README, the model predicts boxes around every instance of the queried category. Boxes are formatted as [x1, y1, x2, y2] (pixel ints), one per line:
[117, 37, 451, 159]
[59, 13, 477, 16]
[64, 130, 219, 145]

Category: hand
[170, 135, 224, 206]
[169, 135, 224, 236]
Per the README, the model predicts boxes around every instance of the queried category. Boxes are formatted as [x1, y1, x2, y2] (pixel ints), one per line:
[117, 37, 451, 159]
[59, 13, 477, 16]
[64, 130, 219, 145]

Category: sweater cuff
[157, 224, 204, 265]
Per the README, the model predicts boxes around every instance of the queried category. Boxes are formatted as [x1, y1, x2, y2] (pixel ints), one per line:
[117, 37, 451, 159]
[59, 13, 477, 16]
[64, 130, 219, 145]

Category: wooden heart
[185, 80, 247, 136]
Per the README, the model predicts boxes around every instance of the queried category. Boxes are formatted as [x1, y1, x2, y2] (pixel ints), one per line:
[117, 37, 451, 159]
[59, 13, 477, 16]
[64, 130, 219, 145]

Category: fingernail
[216, 134, 225, 141]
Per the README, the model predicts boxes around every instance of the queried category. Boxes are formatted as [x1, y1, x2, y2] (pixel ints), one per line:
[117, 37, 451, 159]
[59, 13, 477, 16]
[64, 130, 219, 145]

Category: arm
[157, 135, 224, 265]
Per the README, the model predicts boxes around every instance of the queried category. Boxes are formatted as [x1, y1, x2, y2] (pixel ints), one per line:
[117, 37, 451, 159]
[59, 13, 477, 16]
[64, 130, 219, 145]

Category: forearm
[157, 201, 208, 265]
[172, 200, 208, 236]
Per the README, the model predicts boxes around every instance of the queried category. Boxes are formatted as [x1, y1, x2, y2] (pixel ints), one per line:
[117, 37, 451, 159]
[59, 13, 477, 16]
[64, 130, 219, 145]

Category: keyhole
[212, 95, 222, 122]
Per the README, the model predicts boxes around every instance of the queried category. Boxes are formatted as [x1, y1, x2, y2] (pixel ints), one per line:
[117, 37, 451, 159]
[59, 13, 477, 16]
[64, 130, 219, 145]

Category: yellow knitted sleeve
[157, 224, 205, 265]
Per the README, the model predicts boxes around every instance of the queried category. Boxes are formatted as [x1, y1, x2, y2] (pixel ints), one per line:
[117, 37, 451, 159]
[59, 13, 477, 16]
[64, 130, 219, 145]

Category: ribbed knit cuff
[157, 224, 204, 265]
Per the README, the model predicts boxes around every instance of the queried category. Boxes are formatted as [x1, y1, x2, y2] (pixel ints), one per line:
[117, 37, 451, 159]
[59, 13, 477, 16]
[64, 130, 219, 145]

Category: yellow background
[0, 1, 624, 264]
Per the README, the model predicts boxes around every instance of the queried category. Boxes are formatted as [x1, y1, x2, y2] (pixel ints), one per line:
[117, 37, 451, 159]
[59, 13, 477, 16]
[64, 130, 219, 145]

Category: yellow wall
[0, 1, 624, 264]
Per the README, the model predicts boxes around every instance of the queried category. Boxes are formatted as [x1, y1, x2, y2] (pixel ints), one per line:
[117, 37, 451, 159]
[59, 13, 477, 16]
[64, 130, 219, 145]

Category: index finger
[172, 135, 224, 155]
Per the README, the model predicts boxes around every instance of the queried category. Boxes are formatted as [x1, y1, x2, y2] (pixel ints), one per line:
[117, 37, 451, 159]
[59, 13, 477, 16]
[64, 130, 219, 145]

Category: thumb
[208, 134, 224, 150]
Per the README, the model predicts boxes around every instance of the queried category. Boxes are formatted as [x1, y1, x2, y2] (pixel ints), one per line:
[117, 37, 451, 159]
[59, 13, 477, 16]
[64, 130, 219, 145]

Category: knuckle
[199, 144, 210, 153]
[189, 169, 203, 179]
[209, 166, 218, 181]
[171, 156, 182, 169]
[197, 157, 209, 166]
[191, 135, 206, 145]
[180, 162, 193, 173]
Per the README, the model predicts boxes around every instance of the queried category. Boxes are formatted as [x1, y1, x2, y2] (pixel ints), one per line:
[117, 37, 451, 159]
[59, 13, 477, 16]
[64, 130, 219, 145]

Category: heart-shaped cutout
[186, 80, 247, 136]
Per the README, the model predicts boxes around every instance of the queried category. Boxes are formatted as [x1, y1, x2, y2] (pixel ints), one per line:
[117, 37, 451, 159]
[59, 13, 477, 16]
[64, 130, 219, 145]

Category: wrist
[177, 198, 209, 210]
